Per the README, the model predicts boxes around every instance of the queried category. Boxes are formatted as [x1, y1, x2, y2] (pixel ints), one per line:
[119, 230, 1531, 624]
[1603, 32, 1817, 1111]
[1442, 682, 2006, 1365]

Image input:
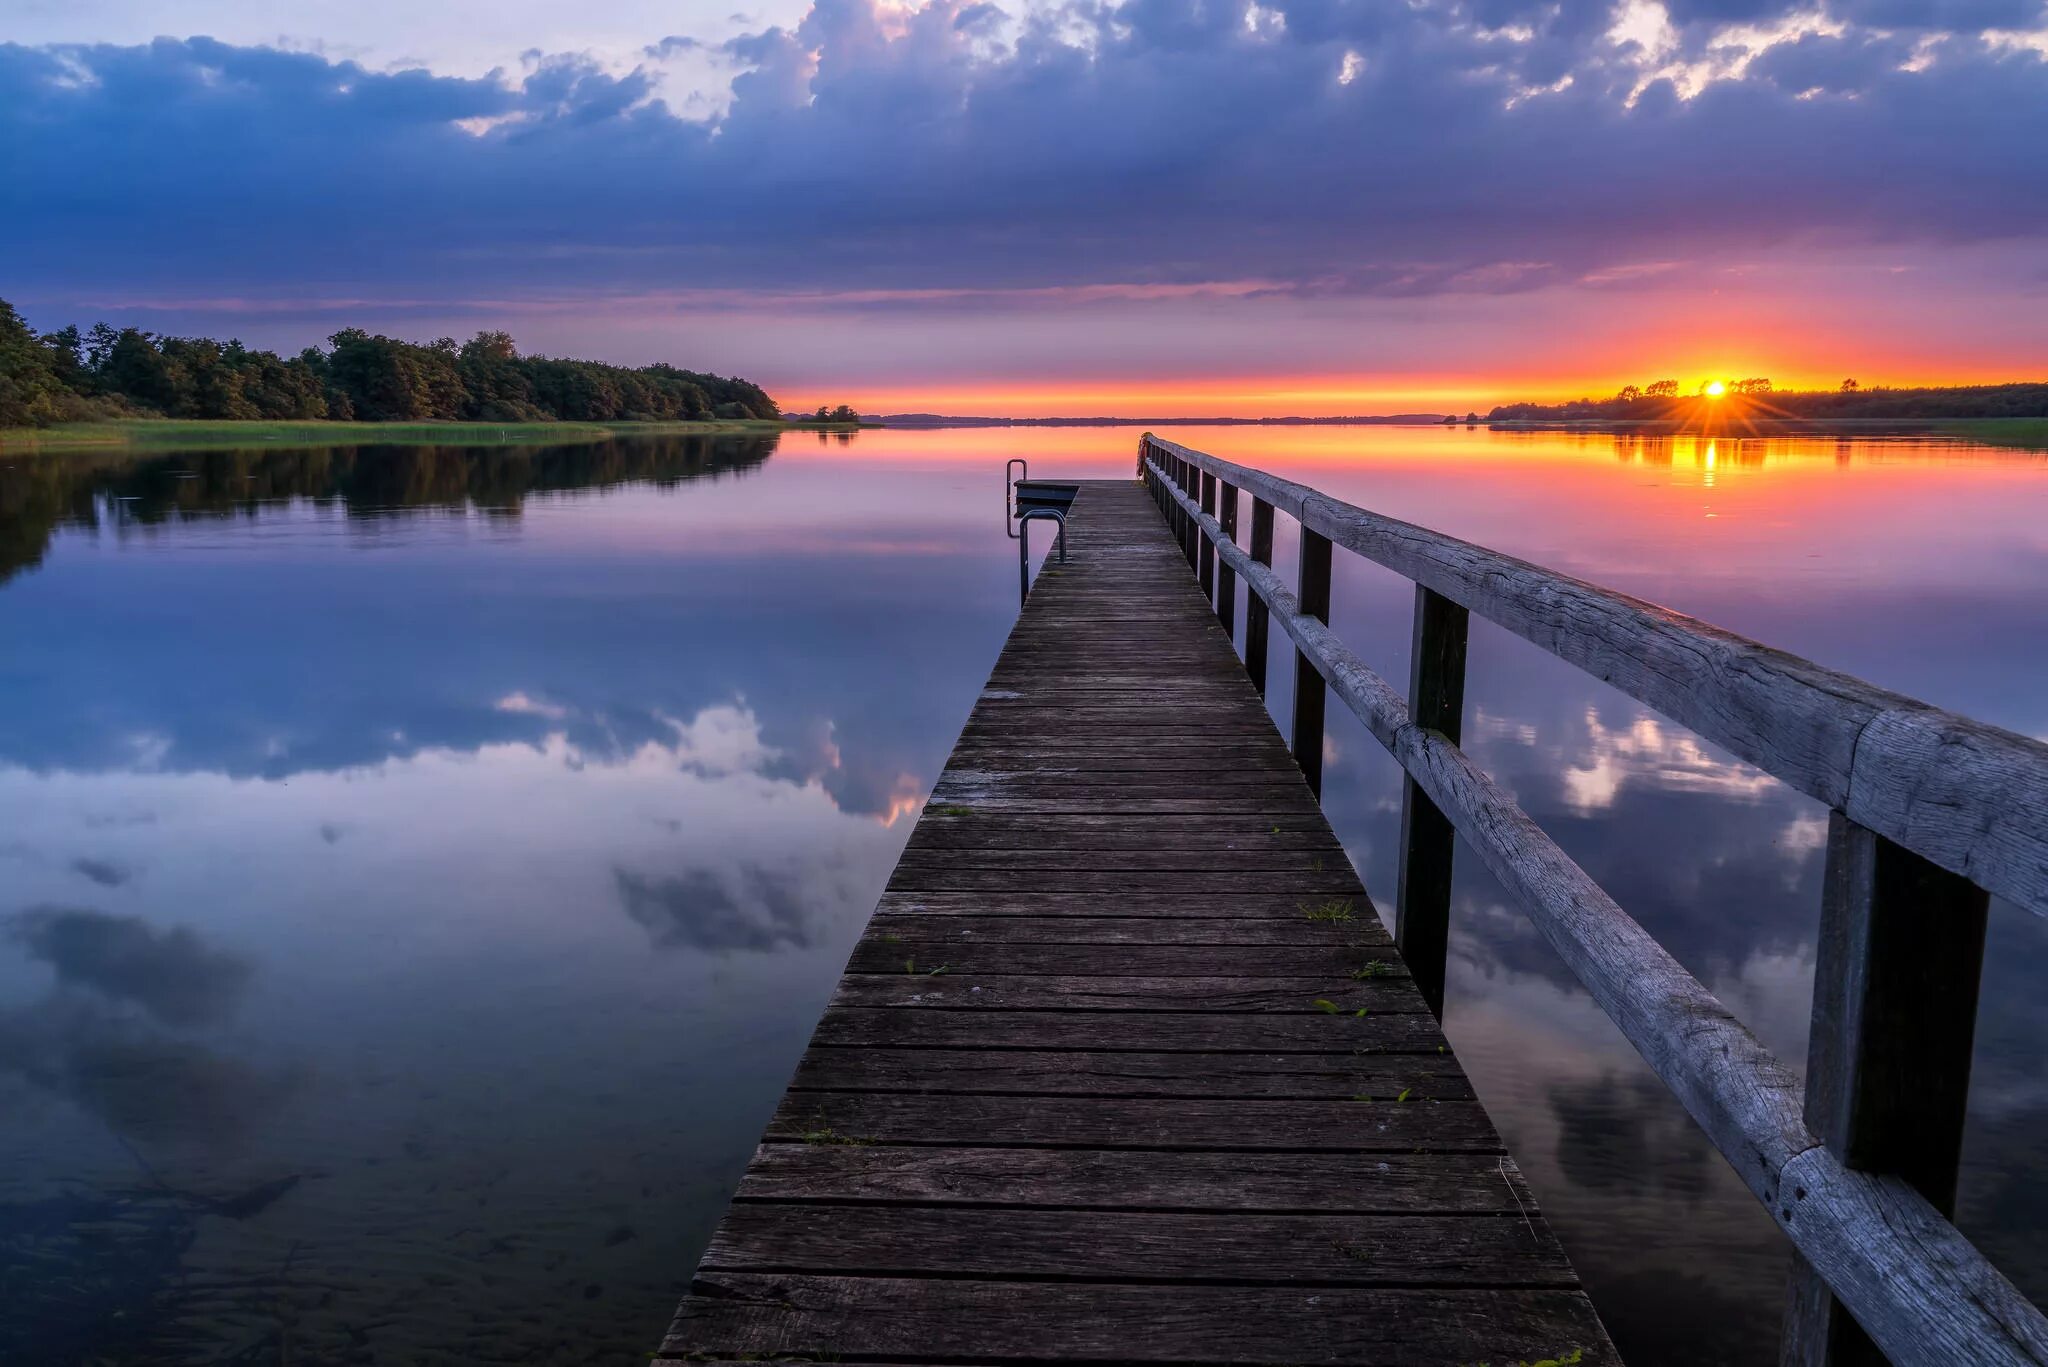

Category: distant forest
[0, 297, 779, 428]
[1488, 378, 2048, 423]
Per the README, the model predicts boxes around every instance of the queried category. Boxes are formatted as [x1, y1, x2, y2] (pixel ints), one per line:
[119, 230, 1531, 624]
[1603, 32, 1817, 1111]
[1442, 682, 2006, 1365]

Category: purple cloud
[2, 0, 2045, 326]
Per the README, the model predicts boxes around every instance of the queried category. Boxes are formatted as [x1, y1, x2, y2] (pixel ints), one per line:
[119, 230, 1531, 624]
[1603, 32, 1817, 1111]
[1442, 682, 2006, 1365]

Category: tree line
[1488, 377, 2048, 423]
[0, 297, 781, 428]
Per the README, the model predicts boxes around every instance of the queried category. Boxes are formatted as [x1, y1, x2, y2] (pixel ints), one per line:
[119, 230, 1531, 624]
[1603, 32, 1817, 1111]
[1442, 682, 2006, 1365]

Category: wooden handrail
[1143, 433, 2048, 921]
[1141, 441, 2048, 1367]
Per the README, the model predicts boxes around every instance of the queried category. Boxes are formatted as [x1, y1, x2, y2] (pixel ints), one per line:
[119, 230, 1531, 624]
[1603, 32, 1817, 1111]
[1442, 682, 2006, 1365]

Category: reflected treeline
[0, 432, 778, 583]
[1598, 431, 2048, 467]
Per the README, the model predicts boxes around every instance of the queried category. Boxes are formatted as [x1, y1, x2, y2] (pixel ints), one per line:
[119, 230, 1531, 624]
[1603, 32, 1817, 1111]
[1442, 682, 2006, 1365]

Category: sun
[1703, 380, 1727, 398]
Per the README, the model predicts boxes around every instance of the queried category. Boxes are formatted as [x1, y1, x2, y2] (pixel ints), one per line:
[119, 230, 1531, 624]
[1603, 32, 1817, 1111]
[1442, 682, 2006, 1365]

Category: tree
[0, 298, 783, 429]
[1616, 384, 1642, 403]
[1644, 379, 1679, 398]
[1732, 377, 1773, 395]
[0, 299, 64, 427]
[1840, 377, 1859, 392]
[100, 329, 188, 412]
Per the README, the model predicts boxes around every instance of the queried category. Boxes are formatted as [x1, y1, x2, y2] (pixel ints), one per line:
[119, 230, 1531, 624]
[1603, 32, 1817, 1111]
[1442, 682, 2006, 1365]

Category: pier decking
[658, 480, 1616, 1365]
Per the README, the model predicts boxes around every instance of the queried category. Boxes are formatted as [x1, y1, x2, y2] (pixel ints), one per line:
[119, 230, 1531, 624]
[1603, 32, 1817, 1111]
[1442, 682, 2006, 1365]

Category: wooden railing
[1138, 433, 2048, 1367]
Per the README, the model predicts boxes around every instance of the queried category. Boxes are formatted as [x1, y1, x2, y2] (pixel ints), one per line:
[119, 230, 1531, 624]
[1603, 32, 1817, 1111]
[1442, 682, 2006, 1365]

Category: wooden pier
[661, 441, 2048, 1366]
[659, 479, 1615, 1365]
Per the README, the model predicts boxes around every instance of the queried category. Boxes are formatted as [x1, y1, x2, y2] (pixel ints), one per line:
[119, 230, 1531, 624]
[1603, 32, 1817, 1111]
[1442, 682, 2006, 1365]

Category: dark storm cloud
[2, 0, 2045, 313]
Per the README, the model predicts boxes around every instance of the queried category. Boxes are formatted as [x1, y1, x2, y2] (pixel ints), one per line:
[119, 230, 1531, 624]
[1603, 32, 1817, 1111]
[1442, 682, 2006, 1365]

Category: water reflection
[2, 425, 2044, 1365]
[0, 433, 776, 584]
[0, 430, 1033, 1364]
[8, 908, 253, 1028]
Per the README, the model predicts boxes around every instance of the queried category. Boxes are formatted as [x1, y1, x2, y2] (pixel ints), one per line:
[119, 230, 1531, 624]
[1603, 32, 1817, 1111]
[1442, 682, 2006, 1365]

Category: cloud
[69, 856, 133, 888]
[7, 907, 254, 1028]
[1, 0, 2044, 318]
[614, 864, 814, 951]
[0, 995, 293, 1145]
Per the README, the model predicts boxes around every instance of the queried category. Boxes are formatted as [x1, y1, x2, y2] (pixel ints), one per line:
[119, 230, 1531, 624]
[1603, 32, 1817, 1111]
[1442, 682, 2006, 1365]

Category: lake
[2, 425, 2044, 1364]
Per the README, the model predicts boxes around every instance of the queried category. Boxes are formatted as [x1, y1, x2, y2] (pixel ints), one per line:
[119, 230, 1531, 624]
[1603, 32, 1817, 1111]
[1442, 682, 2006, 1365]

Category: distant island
[1485, 378, 2048, 425]
[0, 296, 814, 437]
[872, 413, 1447, 427]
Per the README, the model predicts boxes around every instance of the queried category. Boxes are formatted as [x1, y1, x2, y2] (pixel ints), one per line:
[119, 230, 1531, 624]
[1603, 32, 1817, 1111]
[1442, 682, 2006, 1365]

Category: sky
[3, 0, 2047, 414]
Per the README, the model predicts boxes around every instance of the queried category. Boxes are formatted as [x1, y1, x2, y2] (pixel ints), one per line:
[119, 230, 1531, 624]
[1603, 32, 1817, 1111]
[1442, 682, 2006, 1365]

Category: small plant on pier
[1300, 898, 1356, 923]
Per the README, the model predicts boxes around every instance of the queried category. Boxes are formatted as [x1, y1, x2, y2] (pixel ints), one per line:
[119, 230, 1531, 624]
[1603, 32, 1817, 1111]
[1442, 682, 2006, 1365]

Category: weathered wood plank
[829, 973, 1429, 1013]
[766, 1092, 1504, 1150]
[845, 941, 1394, 979]
[734, 1144, 1531, 1211]
[787, 1048, 1475, 1099]
[863, 911, 1384, 944]
[885, 869, 1369, 893]
[1147, 452, 2048, 1366]
[809, 1006, 1452, 1053]
[703, 1205, 1573, 1285]
[666, 1276, 1617, 1365]
[1783, 813, 1993, 1366]
[889, 848, 1354, 873]
[874, 890, 1396, 923]
[1147, 433, 2048, 919]
[661, 480, 1611, 1367]
[1396, 582, 1468, 1020]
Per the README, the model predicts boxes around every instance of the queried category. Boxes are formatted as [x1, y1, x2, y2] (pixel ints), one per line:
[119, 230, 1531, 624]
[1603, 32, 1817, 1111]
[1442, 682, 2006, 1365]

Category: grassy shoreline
[0, 417, 869, 455]
[1945, 418, 2048, 449]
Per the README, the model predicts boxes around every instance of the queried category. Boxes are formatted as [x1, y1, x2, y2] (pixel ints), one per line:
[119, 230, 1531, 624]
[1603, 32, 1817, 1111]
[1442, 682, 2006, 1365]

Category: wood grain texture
[658, 480, 1613, 1367]
[734, 1144, 1534, 1211]
[702, 1205, 1574, 1285]
[1146, 446, 2048, 1367]
[1146, 432, 2048, 920]
[665, 1275, 1617, 1365]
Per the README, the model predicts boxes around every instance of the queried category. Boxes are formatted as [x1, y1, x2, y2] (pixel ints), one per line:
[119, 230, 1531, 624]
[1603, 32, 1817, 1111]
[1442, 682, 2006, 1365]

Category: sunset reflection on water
[1, 424, 2043, 1364]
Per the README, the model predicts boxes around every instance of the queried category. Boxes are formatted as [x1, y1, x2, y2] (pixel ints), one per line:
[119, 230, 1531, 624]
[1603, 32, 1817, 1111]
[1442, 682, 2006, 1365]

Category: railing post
[1180, 458, 1199, 569]
[1780, 812, 1990, 1367]
[1216, 483, 1238, 638]
[1246, 498, 1274, 696]
[1395, 586, 1468, 1018]
[1198, 472, 1217, 600]
[1291, 528, 1331, 796]
[1169, 457, 1185, 556]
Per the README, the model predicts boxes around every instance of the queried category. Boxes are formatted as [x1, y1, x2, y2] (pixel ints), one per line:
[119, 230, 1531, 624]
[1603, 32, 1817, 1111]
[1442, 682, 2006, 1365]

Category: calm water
[1, 426, 2044, 1364]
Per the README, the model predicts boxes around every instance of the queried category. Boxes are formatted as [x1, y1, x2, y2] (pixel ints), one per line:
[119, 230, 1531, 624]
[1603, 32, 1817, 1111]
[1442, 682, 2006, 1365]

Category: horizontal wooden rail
[1144, 433, 2048, 920]
[1142, 449, 2048, 1367]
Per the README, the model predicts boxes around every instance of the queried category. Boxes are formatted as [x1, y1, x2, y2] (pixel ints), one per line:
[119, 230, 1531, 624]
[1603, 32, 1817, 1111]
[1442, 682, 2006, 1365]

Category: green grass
[1945, 418, 2048, 450]
[0, 416, 868, 454]
[1299, 898, 1357, 923]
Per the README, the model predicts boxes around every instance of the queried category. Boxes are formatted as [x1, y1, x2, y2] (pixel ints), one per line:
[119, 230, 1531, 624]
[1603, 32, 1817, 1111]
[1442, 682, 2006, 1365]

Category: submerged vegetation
[0, 295, 784, 431]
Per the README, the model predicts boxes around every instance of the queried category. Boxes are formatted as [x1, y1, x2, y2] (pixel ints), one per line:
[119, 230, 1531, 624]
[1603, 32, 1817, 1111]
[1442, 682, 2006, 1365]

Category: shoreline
[0, 417, 871, 455]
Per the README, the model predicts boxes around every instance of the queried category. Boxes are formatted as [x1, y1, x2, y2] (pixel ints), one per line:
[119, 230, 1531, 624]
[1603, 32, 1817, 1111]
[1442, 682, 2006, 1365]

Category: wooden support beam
[1217, 483, 1239, 640]
[1199, 472, 1217, 600]
[1781, 813, 1991, 1367]
[1396, 586, 1469, 1019]
[1246, 498, 1275, 697]
[1292, 528, 1332, 796]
